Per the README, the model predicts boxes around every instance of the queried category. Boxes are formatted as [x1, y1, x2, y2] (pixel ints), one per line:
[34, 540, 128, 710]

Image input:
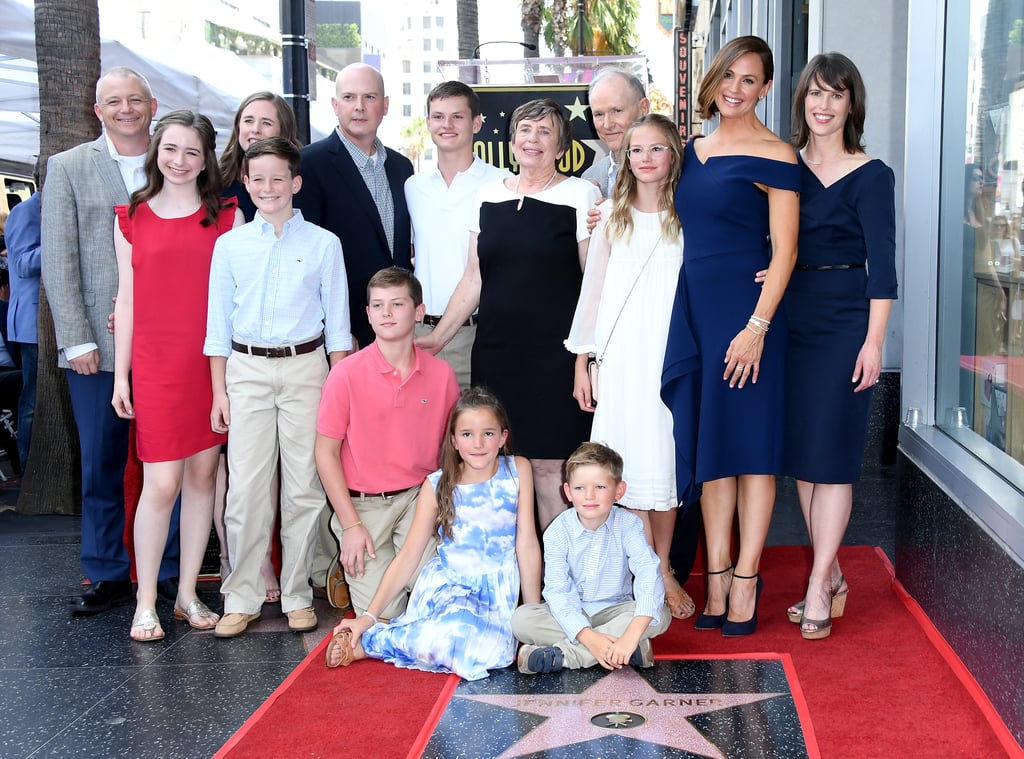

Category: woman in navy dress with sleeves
[661, 36, 800, 637]
[781, 54, 897, 640]
[218, 92, 300, 221]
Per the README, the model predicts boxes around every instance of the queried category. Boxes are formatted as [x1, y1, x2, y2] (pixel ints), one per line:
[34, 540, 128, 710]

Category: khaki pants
[330, 486, 437, 618]
[221, 349, 328, 615]
[415, 321, 475, 391]
[309, 503, 338, 588]
[511, 601, 671, 669]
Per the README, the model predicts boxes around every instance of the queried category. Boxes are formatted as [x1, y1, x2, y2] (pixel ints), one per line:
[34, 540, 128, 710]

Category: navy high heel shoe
[694, 565, 734, 631]
[721, 573, 763, 637]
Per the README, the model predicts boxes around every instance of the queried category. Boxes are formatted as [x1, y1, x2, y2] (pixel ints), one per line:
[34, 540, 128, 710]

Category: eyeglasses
[627, 145, 671, 159]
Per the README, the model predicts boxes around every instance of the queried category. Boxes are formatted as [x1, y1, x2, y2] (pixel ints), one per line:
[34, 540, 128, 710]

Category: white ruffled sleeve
[565, 216, 611, 354]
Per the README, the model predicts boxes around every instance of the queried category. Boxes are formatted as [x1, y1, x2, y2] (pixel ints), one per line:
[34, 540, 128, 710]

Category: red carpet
[215, 546, 1021, 758]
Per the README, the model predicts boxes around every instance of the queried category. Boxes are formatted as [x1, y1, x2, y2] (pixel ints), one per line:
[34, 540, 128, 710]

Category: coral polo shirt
[317, 342, 460, 492]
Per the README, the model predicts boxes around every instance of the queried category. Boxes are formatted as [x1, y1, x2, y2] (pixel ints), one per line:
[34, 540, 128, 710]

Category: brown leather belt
[231, 336, 324, 358]
[348, 488, 410, 500]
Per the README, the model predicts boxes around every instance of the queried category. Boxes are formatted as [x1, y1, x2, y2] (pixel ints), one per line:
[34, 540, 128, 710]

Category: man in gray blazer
[41, 67, 175, 614]
[581, 68, 650, 197]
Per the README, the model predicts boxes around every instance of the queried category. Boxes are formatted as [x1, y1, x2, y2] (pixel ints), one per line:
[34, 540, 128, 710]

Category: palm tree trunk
[522, 0, 542, 58]
[456, 0, 480, 83]
[551, 0, 569, 57]
[19, 0, 101, 515]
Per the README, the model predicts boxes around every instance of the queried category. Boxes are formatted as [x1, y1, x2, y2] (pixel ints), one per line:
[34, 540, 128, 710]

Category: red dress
[115, 200, 235, 462]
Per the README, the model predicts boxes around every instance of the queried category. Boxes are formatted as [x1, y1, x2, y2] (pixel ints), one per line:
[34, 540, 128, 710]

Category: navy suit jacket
[295, 131, 414, 348]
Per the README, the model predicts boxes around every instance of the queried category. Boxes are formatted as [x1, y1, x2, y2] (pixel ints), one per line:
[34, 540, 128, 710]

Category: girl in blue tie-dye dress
[325, 388, 542, 680]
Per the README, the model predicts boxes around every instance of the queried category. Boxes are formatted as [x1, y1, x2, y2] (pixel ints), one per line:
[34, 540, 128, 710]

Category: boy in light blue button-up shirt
[205, 137, 351, 639]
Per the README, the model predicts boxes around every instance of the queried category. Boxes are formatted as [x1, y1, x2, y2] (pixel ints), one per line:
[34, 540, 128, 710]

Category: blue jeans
[14, 342, 36, 469]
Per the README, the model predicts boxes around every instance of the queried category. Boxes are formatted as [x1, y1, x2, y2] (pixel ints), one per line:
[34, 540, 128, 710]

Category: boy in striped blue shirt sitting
[511, 442, 669, 673]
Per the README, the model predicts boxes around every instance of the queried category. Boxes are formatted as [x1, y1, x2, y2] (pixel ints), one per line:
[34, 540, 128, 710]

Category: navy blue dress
[783, 158, 898, 483]
[225, 178, 257, 222]
[662, 139, 800, 503]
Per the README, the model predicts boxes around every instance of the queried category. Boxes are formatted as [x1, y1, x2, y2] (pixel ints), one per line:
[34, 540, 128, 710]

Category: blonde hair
[565, 442, 623, 483]
[605, 114, 683, 243]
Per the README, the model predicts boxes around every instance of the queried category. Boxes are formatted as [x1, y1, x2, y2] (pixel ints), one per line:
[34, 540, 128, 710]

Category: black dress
[783, 158, 898, 483]
[471, 177, 599, 459]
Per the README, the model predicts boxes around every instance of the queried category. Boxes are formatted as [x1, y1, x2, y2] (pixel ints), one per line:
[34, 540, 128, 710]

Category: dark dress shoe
[156, 578, 179, 603]
[69, 580, 133, 615]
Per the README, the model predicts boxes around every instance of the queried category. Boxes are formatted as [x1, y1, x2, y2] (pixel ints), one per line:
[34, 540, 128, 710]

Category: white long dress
[566, 208, 683, 510]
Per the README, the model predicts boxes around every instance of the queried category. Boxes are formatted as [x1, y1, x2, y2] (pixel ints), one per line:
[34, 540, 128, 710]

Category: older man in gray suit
[42, 67, 176, 615]
[582, 67, 650, 197]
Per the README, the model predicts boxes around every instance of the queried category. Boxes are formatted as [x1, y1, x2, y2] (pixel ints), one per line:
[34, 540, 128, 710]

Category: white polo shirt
[406, 156, 509, 316]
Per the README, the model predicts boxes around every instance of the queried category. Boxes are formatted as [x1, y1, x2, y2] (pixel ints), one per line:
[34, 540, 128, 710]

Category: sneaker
[287, 607, 318, 632]
[517, 645, 564, 674]
[628, 639, 654, 668]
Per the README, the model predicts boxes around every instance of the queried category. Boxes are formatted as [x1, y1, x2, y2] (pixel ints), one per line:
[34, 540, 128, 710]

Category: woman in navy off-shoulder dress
[780, 54, 897, 641]
[661, 36, 800, 637]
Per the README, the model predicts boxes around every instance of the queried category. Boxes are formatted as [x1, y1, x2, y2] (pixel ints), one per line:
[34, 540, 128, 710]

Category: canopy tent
[0, 0, 336, 167]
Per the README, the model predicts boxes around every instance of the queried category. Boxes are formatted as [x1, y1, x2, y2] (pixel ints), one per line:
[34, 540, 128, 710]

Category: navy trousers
[67, 370, 180, 582]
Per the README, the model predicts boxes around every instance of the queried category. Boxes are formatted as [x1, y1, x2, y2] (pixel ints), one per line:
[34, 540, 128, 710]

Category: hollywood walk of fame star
[456, 667, 788, 759]
[565, 96, 590, 121]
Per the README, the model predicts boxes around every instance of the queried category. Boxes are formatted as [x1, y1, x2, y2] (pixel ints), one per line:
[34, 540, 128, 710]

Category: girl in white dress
[566, 114, 691, 619]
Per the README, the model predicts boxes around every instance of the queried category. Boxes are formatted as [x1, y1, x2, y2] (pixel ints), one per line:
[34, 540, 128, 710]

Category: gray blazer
[41, 136, 130, 372]
[582, 154, 614, 198]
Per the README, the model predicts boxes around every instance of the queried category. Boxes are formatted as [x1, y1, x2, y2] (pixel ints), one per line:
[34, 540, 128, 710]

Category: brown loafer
[287, 607, 318, 632]
[214, 612, 260, 638]
[326, 560, 351, 611]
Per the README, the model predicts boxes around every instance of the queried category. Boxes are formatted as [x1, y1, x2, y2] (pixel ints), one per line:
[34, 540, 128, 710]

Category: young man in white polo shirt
[407, 81, 508, 389]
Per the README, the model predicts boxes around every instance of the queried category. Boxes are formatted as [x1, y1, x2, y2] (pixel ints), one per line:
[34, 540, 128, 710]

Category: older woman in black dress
[778, 54, 897, 640]
[419, 99, 599, 529]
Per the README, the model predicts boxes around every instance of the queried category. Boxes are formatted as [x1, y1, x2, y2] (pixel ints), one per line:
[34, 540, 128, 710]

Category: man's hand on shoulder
[586, 198, 606, 236]
[414, 333, 442, 356]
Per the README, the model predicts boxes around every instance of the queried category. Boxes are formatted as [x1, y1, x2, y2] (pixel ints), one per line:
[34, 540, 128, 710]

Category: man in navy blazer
[294, 63, 413, 596]
[294, 62, 413, 350]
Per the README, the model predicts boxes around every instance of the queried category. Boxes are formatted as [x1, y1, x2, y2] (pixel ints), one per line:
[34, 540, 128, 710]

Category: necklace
[514, 171, 558, 211]
[802, 150, 823, 166]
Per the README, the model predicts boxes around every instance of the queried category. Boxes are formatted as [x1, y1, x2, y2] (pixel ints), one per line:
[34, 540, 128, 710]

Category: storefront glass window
[941, 0, 1024, 489]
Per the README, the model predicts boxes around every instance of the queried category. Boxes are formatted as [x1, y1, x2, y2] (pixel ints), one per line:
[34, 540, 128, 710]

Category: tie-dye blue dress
[360, 456, 522, 681]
